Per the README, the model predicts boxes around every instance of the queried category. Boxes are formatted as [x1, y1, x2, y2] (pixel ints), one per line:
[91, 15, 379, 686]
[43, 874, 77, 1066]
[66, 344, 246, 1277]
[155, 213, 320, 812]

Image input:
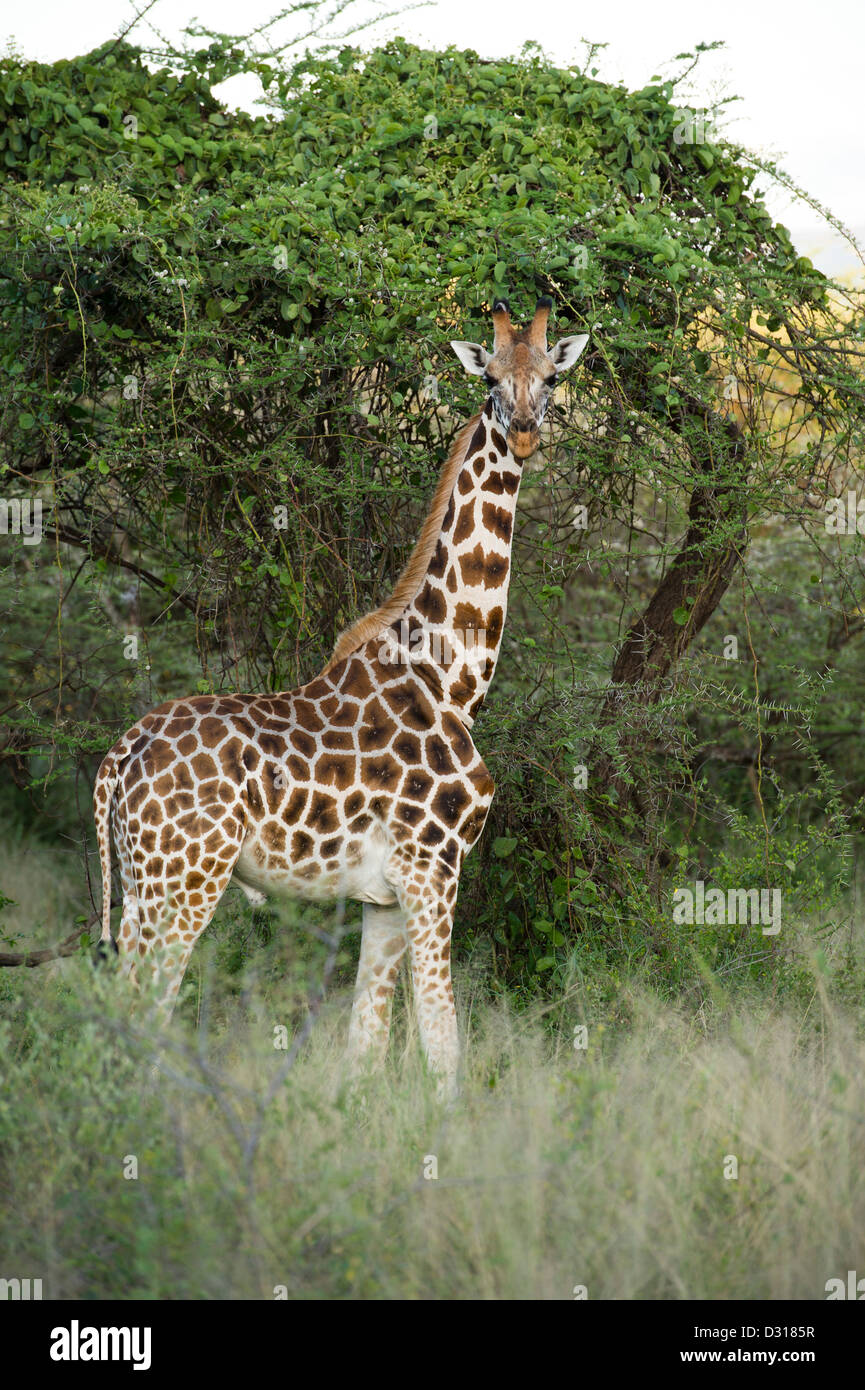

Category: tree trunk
[588, 399, 749, 877]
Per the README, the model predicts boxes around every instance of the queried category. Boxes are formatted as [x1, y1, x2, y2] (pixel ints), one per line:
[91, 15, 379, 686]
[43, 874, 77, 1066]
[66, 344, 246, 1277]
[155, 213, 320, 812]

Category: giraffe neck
[378, 398, 520, 725]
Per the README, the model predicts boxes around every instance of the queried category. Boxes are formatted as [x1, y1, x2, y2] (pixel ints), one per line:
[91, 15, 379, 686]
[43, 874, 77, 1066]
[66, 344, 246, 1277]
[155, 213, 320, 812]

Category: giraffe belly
[232, 822, 398, 908]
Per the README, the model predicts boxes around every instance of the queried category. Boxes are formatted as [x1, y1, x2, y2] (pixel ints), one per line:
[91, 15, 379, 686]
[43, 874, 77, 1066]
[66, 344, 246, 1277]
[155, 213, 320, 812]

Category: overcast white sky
[5, 0, 863, 275]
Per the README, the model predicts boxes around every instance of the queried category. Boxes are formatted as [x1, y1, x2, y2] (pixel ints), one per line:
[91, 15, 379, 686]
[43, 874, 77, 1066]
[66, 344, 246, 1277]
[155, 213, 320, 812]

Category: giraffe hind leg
[111, 812, 145, 982]
[136, 852, 244, 1021]
[114, 808, 245, 1021]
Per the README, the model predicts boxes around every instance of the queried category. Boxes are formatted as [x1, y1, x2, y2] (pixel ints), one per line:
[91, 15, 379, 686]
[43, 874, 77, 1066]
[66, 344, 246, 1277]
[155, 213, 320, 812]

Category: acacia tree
[1, 35, 862, 980]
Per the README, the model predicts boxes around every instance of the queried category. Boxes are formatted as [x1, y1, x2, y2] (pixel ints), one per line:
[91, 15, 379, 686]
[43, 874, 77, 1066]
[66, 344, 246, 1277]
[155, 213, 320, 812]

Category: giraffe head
[450, 298, 588, 458]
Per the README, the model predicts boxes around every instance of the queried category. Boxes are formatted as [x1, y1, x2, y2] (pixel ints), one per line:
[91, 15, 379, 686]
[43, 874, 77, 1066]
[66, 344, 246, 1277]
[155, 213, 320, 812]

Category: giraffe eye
[483, 371, 497, 388]
[544, 373, 557, 387]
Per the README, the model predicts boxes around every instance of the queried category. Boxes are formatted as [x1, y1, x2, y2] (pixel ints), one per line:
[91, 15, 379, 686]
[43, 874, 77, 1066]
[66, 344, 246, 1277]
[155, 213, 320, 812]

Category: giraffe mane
[323, 411, 483, 672]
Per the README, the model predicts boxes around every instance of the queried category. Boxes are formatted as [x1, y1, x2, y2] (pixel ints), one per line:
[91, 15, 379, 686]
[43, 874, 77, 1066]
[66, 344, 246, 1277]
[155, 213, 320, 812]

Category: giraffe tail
[93, 753, 120, 959]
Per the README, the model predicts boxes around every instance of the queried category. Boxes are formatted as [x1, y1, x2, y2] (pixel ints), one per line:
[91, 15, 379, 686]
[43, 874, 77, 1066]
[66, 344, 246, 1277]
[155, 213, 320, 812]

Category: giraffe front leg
[404, 895, 459, 1100]
[346, 902, 407, 1076]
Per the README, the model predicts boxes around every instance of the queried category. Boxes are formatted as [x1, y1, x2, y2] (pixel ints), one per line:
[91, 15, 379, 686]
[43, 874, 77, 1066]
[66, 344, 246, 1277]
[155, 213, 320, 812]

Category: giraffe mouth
[508, 428, 540, 459]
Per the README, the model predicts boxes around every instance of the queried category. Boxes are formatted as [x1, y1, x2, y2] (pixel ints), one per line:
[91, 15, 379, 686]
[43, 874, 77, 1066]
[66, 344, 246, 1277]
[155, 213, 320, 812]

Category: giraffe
[93, 298, 588, 1096]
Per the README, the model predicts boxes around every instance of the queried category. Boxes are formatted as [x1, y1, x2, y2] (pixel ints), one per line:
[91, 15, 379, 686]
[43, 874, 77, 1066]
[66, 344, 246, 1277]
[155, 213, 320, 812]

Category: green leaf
[493, 836, 518, 858]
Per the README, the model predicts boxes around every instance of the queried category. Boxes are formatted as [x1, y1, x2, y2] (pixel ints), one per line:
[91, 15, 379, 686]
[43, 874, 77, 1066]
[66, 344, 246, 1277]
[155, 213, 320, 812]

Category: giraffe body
[94, 302, 587, 1094]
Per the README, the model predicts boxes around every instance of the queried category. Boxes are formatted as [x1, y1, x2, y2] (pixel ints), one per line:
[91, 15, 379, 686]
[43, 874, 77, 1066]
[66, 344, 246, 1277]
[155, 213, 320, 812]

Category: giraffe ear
[549, 334, 589, 373]
[450, 340, 492, 376]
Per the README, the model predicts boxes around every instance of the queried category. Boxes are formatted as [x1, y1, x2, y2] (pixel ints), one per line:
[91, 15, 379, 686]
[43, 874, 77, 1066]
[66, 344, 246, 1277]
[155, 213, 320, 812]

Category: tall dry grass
[2, 890, 864, 1299]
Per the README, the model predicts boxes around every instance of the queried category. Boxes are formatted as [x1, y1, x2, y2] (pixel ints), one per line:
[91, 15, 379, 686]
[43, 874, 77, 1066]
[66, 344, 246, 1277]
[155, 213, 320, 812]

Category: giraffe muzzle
[508, 425, 540, 459]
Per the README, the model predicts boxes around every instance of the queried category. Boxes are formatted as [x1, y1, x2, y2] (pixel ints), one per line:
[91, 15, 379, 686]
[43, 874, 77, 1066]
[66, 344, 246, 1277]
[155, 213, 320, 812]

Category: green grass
[0, 835, 83, 945]
[2, 871, 865, 1300]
